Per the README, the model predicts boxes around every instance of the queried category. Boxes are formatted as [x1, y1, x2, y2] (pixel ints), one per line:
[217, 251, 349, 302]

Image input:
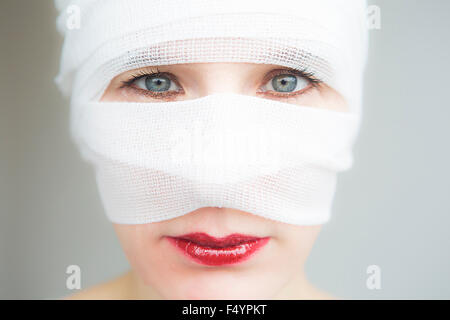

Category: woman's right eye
[133, 74, 180, 93]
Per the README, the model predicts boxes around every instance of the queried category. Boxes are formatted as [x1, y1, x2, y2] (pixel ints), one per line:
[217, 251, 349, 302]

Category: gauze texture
[55, 0, 368, 110]
[74, 93, 360, 225]
[55, 0, 368, 225]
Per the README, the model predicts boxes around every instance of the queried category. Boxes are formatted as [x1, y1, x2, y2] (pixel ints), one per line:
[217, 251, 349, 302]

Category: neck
[272, 269, 333, 299]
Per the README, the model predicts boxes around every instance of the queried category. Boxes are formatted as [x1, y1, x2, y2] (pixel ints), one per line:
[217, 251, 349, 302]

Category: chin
[143, 268, 279, 300]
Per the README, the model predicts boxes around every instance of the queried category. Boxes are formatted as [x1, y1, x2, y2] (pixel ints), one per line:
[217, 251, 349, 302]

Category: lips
[166, 232, 269, 266]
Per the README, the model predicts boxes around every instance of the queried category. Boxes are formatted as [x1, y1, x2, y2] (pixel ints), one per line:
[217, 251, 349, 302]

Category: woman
[55, 0, 368, 299]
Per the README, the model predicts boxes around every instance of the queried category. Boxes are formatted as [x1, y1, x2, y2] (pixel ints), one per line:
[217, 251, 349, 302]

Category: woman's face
[103, 63, 347, 299]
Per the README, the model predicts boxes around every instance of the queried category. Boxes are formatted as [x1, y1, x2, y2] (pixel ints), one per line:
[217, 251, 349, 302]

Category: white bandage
[55, 0, 368, 225]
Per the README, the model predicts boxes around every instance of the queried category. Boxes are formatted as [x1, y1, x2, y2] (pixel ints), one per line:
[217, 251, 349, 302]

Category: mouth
[166, 232, 270, 266]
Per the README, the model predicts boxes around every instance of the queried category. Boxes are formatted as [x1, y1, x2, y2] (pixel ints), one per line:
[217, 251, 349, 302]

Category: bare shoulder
[63, 271, 133, 300]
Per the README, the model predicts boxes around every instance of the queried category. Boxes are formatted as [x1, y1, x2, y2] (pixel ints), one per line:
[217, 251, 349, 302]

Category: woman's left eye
[133, 74, 180, 92]
[262, 74, 310, 94]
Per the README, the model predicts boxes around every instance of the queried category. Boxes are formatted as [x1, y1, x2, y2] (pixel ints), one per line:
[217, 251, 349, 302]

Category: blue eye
[272, 74, 297, 92]
[262, 73, 310, 93]
[134, 74, 179, 92]
[145, 75, 171, 91]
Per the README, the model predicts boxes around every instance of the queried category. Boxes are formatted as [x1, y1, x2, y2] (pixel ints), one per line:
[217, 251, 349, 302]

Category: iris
[145, 75, 171, 92]
[271, 74, 297, 92]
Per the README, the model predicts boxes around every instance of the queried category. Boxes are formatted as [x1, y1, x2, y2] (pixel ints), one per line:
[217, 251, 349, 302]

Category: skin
[67, 63, 347, 300]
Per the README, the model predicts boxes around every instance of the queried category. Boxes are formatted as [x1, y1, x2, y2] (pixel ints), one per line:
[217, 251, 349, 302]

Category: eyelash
[119, 67, 322, 99]
[259, 69, 322, 98]
[119, 67, 183, 99]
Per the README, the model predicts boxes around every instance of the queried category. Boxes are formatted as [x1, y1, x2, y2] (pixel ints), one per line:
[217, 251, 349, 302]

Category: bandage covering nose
[55, 0, 368, 225]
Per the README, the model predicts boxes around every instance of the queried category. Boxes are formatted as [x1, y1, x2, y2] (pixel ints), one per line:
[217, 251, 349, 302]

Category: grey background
[1, 0, 449, 299]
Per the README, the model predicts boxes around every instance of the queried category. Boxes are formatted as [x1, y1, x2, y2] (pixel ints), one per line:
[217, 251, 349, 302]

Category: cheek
[275, 225, 322, 265]
[290, 86, 348, 112]
[100, 82, 120, 102]
[113, 223, 201, 294]
[100, 83, 137, 102]
[316, 86, 348, 111]
[113, 224, 165, 282]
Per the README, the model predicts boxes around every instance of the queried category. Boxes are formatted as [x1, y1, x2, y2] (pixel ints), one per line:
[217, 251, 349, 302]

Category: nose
[196, 63, 251, 96]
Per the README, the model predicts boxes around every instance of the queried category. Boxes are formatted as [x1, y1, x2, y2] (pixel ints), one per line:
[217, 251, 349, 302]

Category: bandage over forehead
[55, 0, 368, 225]
[56, 0, 367, 109]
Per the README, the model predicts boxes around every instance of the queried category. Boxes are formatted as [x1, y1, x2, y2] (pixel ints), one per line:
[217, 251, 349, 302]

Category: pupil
[145, 75, 171, 92]
[272, 74, 297, 92]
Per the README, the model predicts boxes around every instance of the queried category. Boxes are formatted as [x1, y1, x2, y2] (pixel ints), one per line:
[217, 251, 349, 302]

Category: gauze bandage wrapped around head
[55, 0, 368, 225]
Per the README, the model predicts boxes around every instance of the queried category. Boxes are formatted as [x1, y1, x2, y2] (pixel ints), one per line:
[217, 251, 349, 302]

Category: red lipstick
[166, 233, 269, 266]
